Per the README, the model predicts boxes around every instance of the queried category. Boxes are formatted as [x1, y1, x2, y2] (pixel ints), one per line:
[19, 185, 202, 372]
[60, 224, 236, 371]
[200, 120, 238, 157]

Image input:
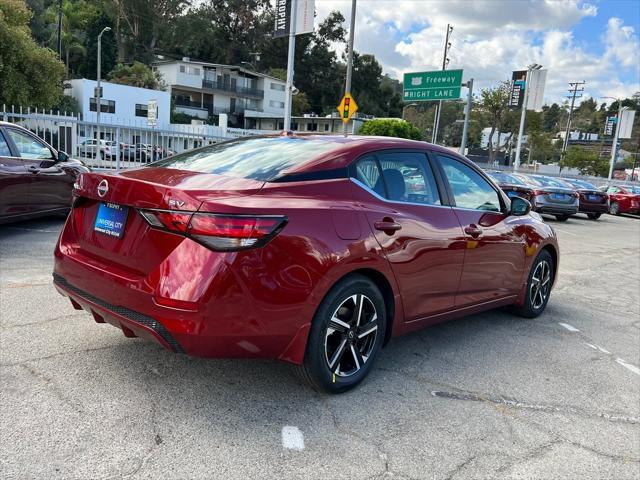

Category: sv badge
[168, 199, 185, 209]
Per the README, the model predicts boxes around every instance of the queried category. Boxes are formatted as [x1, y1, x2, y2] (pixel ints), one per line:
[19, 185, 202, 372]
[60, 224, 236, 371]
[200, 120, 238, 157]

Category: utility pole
[96, 27, 111, 145]
[561, 81, 586, 154]
[57, 0, 63, 59]
[343, 0, 357, 136]
[432, 24, 453, 144]
[283, 0, 298, 131]
[459, 78, 473, 155]
[514, 63, 542, 170]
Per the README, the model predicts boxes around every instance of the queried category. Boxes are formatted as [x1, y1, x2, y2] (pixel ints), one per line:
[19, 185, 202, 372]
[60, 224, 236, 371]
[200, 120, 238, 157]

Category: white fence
[1, 106, 273, 170]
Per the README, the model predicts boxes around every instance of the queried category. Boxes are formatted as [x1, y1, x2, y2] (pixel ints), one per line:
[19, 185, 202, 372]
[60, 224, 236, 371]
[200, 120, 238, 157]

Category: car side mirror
[510, 197, 531, 216]
[57, 151, 69, 163]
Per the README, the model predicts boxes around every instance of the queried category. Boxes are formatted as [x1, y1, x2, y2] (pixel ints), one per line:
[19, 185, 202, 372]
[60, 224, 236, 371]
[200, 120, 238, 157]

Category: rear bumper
[53, 273, 185, 353]
[578, 203, 609, 214]
[534, 205, 579, 216]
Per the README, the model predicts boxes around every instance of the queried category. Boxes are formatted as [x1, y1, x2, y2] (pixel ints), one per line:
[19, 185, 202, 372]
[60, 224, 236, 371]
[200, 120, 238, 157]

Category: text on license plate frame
[94, 202, 129, 239]
[551, 193, 566, 200]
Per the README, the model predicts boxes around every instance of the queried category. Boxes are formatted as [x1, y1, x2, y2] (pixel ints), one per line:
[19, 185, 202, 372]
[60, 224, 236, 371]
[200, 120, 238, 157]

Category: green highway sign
[403, 69, 463, 101]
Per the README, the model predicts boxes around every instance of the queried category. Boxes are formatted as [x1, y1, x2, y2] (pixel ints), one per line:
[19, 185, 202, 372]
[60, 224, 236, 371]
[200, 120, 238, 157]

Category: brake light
[138, 210, 287, 251]
[533, 190, 550, 196]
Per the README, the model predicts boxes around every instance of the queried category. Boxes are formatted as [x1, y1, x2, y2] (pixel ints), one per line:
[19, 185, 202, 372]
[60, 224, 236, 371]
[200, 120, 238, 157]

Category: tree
[108, 61, 165, 89]
[478, 82, 511, 163]
[0, 0, 65, 107]
[560, 146, 609, 177]
[359, 119, 422, 140]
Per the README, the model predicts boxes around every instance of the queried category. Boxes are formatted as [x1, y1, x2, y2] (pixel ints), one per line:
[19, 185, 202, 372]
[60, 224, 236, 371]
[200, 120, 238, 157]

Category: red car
[603, 185, 640, 215]
[53, 135, 559, 393]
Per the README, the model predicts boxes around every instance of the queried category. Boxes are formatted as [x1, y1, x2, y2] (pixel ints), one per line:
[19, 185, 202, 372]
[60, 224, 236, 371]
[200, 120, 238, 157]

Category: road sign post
[337, 93, 358, 129]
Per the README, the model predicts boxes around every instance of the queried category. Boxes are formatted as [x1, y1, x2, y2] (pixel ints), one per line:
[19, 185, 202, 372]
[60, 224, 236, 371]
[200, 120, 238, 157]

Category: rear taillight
[138, 210, 287, 251]
[533, 190, 550, 196]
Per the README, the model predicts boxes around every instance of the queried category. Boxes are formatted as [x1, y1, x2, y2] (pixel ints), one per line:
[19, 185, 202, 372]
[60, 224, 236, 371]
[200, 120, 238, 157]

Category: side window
[0, 131, 11, 156]
[437, 155, 502, 212]
[5, 129, 54, 160]
[354, 155, 384, 197]
[607, 187, 618, 194]
[377, 152, 440, 205]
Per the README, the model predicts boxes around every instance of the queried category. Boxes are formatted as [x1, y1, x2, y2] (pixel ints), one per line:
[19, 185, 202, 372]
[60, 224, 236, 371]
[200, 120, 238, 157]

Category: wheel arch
[540, 243, 559, 285]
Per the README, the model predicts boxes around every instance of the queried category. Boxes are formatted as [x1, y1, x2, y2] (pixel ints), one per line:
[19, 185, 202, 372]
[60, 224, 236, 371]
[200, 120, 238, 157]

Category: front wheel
[513, 250, 555, 319]
[554, 214, 570, 221]
[609, 202, 620, 215]
[587, 213, 601, 220]
[297, 275, 387, 394]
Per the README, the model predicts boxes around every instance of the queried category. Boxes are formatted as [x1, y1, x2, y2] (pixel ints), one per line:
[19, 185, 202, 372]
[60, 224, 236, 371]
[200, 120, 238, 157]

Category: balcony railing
[174, 98, 246, 116]
[202, 79, 264, 99]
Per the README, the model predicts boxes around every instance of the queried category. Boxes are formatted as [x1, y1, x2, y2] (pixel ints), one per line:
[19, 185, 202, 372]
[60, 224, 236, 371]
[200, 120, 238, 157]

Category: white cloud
[313, 0, 639, 104]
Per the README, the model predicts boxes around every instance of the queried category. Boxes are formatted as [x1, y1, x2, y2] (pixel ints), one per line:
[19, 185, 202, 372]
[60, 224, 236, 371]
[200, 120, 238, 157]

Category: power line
[561, 81, 586, 154]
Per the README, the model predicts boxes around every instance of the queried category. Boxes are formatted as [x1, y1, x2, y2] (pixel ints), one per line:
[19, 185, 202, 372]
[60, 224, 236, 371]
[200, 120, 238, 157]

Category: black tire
[512, 250, 555, 319]
[609, 202, 620, 215]
[297, 274, 387, 394]
[587, 213, 601, 220]
[554, 214, 570, 221]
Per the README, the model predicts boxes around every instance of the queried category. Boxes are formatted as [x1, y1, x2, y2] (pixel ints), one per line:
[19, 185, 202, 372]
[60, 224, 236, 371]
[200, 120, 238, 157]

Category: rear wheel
[587, 213, 601, 220]
[297, 275, 387, 394]
[513, 250, 554, 319]
[609, 202, 620, 215]
[554, 214, 570, 221]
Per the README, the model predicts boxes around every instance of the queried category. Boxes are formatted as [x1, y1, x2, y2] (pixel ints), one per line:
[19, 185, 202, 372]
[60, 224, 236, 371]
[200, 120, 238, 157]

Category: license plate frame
[94, 203, 129, 239]
[588, 194, 600, 202]
[551, 193, 566, 200]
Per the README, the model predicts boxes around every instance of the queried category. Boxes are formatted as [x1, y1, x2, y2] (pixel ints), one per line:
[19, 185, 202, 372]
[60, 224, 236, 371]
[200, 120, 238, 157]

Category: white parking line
[281, 426, 305, 451]
[559, 322, 580, 332]
[615, 358, 640, 376]
[585, 343, 611, 355]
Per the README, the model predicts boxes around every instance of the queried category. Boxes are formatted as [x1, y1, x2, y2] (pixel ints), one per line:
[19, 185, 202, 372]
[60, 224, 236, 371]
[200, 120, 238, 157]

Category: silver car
[513, 173, 579, 222]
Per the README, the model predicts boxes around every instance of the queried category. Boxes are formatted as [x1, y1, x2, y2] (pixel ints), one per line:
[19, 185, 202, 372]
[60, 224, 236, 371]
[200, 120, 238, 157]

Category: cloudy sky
[314, 0, 640, 105]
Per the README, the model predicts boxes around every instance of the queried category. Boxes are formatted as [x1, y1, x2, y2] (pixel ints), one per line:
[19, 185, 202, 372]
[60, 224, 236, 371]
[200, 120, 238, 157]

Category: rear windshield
[533, 176, 567, 188]
[149, 136, 341, 181]
[488, 172, 526, 185]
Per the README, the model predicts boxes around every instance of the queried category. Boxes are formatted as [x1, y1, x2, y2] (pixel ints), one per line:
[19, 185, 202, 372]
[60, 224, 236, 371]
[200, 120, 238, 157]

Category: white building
[153, 58, 287, 129]
[65, 78, 171, 127]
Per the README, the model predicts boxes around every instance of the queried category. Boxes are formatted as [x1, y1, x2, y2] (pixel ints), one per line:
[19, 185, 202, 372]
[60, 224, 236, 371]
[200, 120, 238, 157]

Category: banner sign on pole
[604, 116, 617, 136]
[509, 70, 527, 109]
[618, 110, 636, 139]
[526, 69, 547, 112]
[274, 0, 315, 38]
[402, 69, 463, 101]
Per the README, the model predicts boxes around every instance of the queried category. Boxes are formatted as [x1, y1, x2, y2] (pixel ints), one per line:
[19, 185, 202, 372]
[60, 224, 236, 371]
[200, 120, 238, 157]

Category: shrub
[359, 119, 423, 140]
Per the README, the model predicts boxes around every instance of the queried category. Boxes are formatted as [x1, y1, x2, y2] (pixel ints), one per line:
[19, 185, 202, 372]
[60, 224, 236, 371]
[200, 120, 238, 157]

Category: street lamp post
[96, 26, 111, 147]
[401, 103, 417, 120]
[514, 63, 542, 170]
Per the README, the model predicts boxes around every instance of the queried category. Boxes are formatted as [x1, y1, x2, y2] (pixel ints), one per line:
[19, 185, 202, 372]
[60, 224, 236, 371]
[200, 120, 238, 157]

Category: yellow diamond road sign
[337, 93, 358, 123]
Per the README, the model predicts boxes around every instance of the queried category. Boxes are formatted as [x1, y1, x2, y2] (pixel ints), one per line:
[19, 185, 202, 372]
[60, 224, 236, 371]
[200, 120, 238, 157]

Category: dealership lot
[1, 214, 638, 479]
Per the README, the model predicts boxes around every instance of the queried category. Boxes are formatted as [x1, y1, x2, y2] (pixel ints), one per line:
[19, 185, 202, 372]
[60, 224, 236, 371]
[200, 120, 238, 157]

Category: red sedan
[604, 185, 640, 215]
[53, 135, 559, 393]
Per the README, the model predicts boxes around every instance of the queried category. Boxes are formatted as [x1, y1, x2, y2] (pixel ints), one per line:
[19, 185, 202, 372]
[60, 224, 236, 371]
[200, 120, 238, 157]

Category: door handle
[464, 224, 482, 238]
[27, 165, 41, 174]
[374, 219, 402, 234]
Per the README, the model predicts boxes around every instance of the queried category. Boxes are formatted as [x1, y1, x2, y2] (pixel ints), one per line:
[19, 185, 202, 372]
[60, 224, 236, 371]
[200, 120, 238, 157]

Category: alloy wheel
[530, 260, 551, 310]
[325, 294, 378, 377]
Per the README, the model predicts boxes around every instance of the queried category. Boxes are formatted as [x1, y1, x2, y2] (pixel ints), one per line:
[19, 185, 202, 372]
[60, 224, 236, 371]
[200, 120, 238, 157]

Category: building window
[324, 124, 330, 132]
[179, 65, 200, 75]
[269, 100, 285, 109]
[270, 82, 286, 91]
[89, 98, 115, 113]
[135, 104, 157, 117]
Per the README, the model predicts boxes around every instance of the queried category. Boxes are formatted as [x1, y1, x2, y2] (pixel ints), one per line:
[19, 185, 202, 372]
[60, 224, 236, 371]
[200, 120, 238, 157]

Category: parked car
[485, 170, 536, 203]
[119, 143, 138, 161]
[0, 121, 89, 224]
[601, 185, 640, 215]
[515, 174, 579, 221]
[53, 135, 559, 393]
[134, 143, 158, 162]
[557, 178, 609, 220]
[78, 139, 117, 160]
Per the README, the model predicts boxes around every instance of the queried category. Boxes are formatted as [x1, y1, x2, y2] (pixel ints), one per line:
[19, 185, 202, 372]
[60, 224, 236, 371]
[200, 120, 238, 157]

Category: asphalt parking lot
[1, 213, 639, 480]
